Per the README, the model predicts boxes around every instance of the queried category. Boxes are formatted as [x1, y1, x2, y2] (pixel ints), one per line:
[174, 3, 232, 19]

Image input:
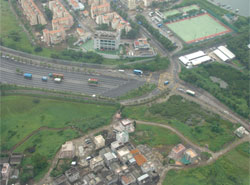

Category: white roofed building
[59, 141, 75, 159]
[213, 49, 229, 62]
[119, 119, 135, 133]
[218, 46, 235, 59]
[116, 131, 129, 144]
[94, 135, 105, 149]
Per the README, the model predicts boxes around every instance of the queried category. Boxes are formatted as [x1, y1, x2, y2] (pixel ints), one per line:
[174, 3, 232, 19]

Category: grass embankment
[1, 95, 118, 181]
[118, 57, 170, 72]
[131, 124, 181, 154]
[122, 95, 238, 152]
[180, 63, 249, 120]
[164, 142, 250, 185]
[118, 83, 157, 100]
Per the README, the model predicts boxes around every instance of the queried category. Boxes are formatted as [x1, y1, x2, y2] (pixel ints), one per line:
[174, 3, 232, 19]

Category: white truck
[54, 78, 62, 83]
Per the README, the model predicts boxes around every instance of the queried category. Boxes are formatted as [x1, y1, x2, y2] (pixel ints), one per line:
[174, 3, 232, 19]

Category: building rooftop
[61, 141, 74, 152]
[172, 144, 186, 154]
[130, 149, 140, 155]
[121, 173, 136, 185]
[94, 135, 105, 144]
[104, 152, 117, 161]
[134, 154, 147, 166]
[120, 119, 133, 126]
[185, 148, 197, 158]
[117, 147, 130, 157]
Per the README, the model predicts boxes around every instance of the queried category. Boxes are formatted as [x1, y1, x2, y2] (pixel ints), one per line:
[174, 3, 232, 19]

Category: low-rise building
[137, 173, 150, 185]
[111, 141, 123, 152]
[68, 0, 85, 11]
[119, 119, 135, 133]
[121, 173, 136, 185]
[10, 153, 23, 166]
[90, 156, 104, 170]
[59, 141, 75, 159]
[141, 161, 155, 173]
[116, 131, 129, 144]
[104, 152, 118, 166]
[168, 144, 186, 160]
[184, 148, 198, 163]
[1, 163, 10, 180]
[134, 38, 150, 50]
[65, 167, 80, 183]
[234, 126, 249, 138]
[43, 28, 66, 46]
[94, 30, 120, 50]
[120, 0, 136, 10]
[53, 174, 70, 185]
[10, 169, 19, 179]
[94, 135, 105, 149]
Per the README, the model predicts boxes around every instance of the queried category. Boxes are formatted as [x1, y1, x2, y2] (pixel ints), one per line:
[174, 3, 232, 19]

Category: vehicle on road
[42, 76, 48, 82]
[54, 78, 62, 83]
[118, 69, 125, 72]
[49, 73, 53, 77]
[164, 81, 169, 85]
[52, 73, 64, 79]
[186, 90, 195, 96]
[177, 88, 185, 92]
[157, 23, 163, 27]
[88, 78, 98, 86]
[24, 73, 32, 79]
[133, 69, 143, 75]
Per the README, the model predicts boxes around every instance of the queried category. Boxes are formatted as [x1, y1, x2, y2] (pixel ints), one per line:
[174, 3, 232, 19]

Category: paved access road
[0, 58, 145, 98]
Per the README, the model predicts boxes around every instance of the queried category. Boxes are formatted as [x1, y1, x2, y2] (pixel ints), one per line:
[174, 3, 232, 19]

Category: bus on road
[186, 90, 195, 96]
[133, 69, 143, 75]
[88, 78, 98, 86]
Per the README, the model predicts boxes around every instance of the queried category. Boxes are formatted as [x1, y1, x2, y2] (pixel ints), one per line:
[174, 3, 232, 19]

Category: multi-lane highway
[0, 57, 145, 98]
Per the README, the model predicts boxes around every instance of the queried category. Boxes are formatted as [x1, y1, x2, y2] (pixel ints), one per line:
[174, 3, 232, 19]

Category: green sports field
[166, 13, 231, 43]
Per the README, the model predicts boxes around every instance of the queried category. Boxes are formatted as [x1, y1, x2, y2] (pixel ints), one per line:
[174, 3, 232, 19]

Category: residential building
[168, 144, 186, 160]
[95, 12, 131, 33]
[82, 10, 89, 17]
[19, 0, 47, 25]
[82, 173, 102, 185]
[59, 141, 75, 159]
[65, 167, 80, 183]
[134, 154, 147, 167]
[94, 31, 120, 50]
[0, 157, 9, 165]
[90, 156, 104, 170]
[104, 152, 118, 166]
[91, 0, 110, 19]
[53, 175, 70, 185]
[184, 148, 198, 163]
[1, 163, 10, 180]
[141, 161, 155, 173]
[116, 131, 129, 144]
[119, 119, 135, 133]
[120, 0, 136, 10]
[121, 173, 136, 185]
[117, 146, 134, 164]
[68, 0, 85, 11]
[42, 29, 66, 45]
[94, 135, 105, 149]
[234, 126, 249, 138]
[10, 153, 23, 166]
[10, 169, 19, 179]
[111, 140, 123, 152]
[143, 0, 153, 7]
[49, 0, 74, 30]
[137, 173, 150, 185]
[134, 38, 150, 50]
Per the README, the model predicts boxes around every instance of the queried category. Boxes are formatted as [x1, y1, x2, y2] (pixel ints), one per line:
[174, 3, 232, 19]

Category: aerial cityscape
[0, 0, 249, 184]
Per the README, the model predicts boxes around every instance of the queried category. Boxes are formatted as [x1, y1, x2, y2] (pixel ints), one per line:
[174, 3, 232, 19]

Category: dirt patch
[210, 76, 228, 89]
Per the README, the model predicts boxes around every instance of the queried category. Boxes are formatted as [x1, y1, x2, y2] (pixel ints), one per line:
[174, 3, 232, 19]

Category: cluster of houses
[0, 154, 23, 185]
[54, 119, 160, 185]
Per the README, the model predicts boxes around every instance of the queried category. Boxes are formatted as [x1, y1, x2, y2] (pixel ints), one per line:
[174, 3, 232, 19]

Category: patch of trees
[110, 2, 128, 20]
[135, 14, 176, 51]
[51, 49, 104, 64]
[121, 20, 140, 39]
[180, 63, 250, 119]
[45, 7, 53, 21]
[8, 31, 21, 42]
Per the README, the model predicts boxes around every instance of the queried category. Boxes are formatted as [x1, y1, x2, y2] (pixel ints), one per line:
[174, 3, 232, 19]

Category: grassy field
[182, 4, 200, 12]
[0, 95, 118, 151]
[118, 83, 156, 100]
[180, 63, 249, 120]
[164, 9, 180, 17]
[131, 124, 181, 154]
[0, 0, 62, 57]
[163, 142, 250, 185]
[15, 129, 79, 181]
[166, 13, 230, 43]
[164, 4, 200, 17]
[122, 95, 238, 152]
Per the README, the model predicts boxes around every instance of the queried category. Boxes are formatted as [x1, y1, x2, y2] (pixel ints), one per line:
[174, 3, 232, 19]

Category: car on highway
[42, 76, 48, 82]
[164, 81, 169, 85]
[49, 73, 53, 77]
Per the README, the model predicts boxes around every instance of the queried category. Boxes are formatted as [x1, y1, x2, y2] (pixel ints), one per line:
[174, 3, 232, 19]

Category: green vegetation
[122, 95, 237, 151]
[164, 142, 250, 185]
[131, 124, 181, 150]
[135, 14, 176, 51]
[118, 83, 156, 100]
[50, 159, 72, 177]
[119, 56, 170, 72]
[14, 129, 78, 182]
[1, 95, 118, 151]
[166, 14, 230, 43]
[227, 31, 250, 69]
[180, 63, 249, 119]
